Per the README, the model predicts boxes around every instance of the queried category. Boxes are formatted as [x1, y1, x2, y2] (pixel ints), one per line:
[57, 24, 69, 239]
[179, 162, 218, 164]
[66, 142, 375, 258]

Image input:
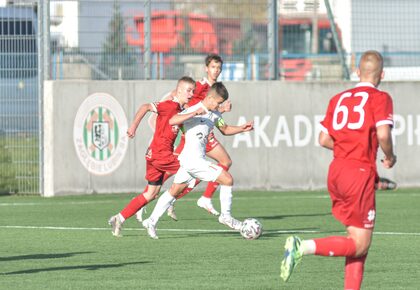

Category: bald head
[358, 50, 384, 86]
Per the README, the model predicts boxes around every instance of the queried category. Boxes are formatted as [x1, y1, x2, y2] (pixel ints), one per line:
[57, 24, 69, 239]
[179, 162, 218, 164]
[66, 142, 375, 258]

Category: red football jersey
[148, 99, 182, 157]
[320, 82, 394, 166]
[188, 78, 211, 106]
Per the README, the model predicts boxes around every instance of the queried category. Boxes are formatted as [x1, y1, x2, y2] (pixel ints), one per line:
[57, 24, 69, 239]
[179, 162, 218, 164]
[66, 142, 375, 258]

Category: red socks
[202, 164, 229, 198]
[119, 173, 174, 220]
[312, 236, 365, 289]
[120, 194, 148, 220]
[344, 255, 367, 290]
[314, 236, 357, 257]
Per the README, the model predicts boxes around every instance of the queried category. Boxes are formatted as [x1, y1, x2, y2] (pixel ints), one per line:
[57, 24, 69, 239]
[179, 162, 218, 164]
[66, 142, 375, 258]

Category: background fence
[1, 0, 420, 194]
[0, 2, 39, 194]
[49, 0, 344, 81]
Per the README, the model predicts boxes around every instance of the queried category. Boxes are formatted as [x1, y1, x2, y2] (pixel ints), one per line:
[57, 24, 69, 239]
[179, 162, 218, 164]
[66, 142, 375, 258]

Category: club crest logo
[92, 121, 109, 151]
[73, 93, 128, 175]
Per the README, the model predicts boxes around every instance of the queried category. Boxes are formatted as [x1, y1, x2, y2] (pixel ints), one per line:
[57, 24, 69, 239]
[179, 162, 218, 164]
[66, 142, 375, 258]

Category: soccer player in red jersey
[107, 76, 196, 237]
[141, 82, 253, 239]
[280, 50, 397, 289]
[169, 53, 233, 217]
[134, 54, 231, 222]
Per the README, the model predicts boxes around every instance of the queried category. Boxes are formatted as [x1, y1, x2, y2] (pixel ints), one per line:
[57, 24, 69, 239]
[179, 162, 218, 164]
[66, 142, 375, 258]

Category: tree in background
[233, 20, 266, 55]
[99, 0, 137, 79]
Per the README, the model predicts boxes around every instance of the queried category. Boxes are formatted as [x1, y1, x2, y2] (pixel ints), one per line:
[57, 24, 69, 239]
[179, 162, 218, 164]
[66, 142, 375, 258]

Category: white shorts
[173, 159, 223, 184]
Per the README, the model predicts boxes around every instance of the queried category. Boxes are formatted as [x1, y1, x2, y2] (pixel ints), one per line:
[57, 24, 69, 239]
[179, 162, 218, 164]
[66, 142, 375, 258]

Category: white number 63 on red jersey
[332, 91, 369, 130]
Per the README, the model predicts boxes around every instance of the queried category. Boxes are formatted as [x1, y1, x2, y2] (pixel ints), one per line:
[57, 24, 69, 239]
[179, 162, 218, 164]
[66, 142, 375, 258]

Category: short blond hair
[359, 50, 384, 79]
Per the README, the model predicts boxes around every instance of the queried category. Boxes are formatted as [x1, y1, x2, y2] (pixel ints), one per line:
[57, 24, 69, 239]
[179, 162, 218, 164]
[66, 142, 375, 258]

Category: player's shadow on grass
[262, 228, 345, 238]
[154, 230, 246, 240]
[2, 261, 150, 275]
[0, 192, 12, 196]
[0, 252, 94, 262]
[257, 212, 330, 220]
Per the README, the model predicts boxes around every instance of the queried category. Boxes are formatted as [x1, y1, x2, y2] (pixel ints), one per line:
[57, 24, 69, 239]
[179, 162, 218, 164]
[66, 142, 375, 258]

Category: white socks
[148, 190, 175, 225]
[219, 185, 232, 216]
[302, 239, 316, 255]
[118, 213, 125, 223]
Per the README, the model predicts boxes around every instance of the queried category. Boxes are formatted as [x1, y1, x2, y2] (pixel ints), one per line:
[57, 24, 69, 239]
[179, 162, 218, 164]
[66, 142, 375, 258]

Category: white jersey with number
[178, 102, 223, 166]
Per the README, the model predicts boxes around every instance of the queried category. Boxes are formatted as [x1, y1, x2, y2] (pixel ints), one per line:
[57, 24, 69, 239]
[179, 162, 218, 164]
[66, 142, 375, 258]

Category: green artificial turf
[0, 189, 419, 289]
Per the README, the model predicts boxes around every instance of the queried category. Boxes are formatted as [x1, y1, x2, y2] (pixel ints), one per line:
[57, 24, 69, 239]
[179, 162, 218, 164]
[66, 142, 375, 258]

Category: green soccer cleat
[280, 235, 303, 282]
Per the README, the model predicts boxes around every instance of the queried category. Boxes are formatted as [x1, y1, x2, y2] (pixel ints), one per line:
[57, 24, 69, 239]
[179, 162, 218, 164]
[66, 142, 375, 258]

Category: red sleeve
[320, 98, 336, 134]
[194, 81, 205, 97]
[155, 101, 173, 116]
[188, 81, 208, 106]
[372, 92, 394, 127]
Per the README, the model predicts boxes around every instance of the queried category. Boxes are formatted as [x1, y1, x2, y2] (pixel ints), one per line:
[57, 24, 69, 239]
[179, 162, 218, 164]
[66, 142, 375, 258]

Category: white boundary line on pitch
[1, 225, 420, 236]
[0, 201, 116, 206]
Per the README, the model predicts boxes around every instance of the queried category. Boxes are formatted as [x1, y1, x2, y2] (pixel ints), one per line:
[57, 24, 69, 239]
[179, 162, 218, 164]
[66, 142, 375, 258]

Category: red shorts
[173, 131, 220, 155]
[327, 158, 377, 229]
[145, 149, 180, 183]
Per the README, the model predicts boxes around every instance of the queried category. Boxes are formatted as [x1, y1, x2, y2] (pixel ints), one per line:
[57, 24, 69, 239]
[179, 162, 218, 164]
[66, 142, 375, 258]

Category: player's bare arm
[217, 121, 254, 136]
[127, 103, 155, 138]
[318, 131, 334, 150]
[169, 107, 206, 126]
[377, 124, 396, 168]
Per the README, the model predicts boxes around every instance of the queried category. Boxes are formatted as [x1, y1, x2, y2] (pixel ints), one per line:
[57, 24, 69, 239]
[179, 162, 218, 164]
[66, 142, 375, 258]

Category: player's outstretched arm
[217, 121, 254, 136]
[169, 107, 206, 126]
[127, 103, 154, 138]
[377, 124, 396, 169]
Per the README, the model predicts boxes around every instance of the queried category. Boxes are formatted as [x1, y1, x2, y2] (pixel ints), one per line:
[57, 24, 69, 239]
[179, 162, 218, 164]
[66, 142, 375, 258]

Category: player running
[135, 53, 233, 222]
[108, 76, 197, 237]
[280, 50, 396, 289]
[141, 82, 253, 239]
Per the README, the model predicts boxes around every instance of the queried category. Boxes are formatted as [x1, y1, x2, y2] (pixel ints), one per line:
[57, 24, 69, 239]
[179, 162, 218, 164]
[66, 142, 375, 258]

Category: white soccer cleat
[197, 196, 220, 216]
[142, 218, 158, 240]
[167, 205, 178, 221]
[218, 214, 243, 231]
[135, 206, 147, 222]
[108, 215, 123, 237]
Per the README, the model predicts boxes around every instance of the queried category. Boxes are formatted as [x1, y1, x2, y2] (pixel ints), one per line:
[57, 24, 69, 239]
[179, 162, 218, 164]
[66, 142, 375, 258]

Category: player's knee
[354, 240, 371, 257]
[143, 191, 158, 201]
[223, 158, 233, 169]
[226, 178, 233, 186]
[218, 171, 233, 186]
[215, 154, 232, 169]
[169, 183, 187, 197]
[224, 172, 234, 186]
[354, 247, 369, 258]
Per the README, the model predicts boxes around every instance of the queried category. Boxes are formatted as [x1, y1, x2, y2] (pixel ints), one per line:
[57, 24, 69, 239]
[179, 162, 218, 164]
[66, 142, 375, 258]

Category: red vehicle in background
[126, 11, 218, 54]
[126, 11, 339, 80]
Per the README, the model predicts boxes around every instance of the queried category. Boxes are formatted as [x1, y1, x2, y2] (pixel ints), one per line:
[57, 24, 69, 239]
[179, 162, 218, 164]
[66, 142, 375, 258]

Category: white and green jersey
[178, 102, 224, 165]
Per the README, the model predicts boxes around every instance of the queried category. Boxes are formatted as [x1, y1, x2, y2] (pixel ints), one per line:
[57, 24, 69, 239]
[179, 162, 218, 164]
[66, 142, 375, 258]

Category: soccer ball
[240, 218, 263, 240]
